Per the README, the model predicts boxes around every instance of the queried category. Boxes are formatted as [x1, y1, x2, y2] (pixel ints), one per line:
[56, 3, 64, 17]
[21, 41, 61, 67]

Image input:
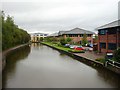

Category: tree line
[2, 11, 30, 51]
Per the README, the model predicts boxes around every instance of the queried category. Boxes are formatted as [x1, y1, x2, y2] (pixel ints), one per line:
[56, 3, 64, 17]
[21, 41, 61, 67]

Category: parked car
[87, 44, 93, 48]
[64, 44, 70, 47]
[74, 46, 84, 50]
[69, 45, 77, 49]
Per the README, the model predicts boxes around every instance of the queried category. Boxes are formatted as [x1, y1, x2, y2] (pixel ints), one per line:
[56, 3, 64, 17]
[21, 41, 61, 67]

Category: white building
[30, 33, 48, 42]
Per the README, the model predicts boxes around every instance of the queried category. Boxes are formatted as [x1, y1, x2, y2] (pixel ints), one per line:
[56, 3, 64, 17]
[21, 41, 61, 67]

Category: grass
[95, 58, 105, 63]
[41, 42, 72, 52]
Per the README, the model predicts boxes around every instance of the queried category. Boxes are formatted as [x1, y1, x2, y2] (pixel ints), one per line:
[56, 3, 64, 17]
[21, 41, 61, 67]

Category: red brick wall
[108, 34, 117, 43]
[98, 34, 117, 53]
[99, 35, 107, 42]
[63, 34, 93, 44]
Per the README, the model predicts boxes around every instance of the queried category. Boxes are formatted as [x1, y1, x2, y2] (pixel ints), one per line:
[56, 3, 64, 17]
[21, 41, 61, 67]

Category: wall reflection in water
[97, 68, 120, 88]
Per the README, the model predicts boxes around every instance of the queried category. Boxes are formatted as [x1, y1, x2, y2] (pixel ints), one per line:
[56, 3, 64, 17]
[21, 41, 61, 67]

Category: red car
[74, 47, 84, 50]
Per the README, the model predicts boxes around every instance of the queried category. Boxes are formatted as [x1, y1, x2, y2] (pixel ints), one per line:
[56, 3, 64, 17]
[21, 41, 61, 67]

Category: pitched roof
[62, 28, 94, 35]
[58, 31, 66, 35]
[30, 33, 47, 35]
[96, 20, 120, 30]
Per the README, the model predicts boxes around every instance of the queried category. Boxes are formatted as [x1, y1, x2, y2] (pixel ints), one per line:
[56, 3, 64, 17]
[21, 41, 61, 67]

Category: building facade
[30, 33, 48, 42]
[97, 20, 120, 53]
[58, 28, 94, 44]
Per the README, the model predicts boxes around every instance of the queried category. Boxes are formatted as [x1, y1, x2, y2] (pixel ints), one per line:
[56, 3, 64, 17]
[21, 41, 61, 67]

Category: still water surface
[3, 43, 120, 88]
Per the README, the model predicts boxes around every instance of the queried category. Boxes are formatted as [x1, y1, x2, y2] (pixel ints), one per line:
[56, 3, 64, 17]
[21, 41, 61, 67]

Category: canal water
[3, 43, 120, 88]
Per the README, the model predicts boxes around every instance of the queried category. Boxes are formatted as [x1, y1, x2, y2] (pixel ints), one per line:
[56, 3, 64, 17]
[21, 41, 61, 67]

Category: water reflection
[2, 44, 120, 88]
[97, 68, 120, 88]
[3, 45, 31, 88]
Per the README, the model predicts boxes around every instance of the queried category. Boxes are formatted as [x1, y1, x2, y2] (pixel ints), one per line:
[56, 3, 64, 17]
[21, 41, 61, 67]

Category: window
[73, 34, 78, 37]
[99, 30, 107, 35]
[87, 34, 91, 37]
[108, 43, 117, 50]
[80, 41, 82, 44]
[100, 43, 106, 49]
[80, 34, 83, 37]
[108, 28, 117, 34]
[88, 40, 91, 43]
[69, 35, 72, 37]
[66, 35, 69, 37]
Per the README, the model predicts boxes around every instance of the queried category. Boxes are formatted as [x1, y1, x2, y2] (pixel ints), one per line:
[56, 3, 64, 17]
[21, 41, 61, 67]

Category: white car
[69, 45, 77, 49]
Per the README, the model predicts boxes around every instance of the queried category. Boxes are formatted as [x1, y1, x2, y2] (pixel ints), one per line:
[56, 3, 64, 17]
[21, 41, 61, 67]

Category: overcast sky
[2, 0, 120, 34]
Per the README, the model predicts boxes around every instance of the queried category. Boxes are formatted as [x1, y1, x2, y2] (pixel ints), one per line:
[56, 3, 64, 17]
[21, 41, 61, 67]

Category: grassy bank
[41, 42, 71, 52]
[41, 42, 85, 53]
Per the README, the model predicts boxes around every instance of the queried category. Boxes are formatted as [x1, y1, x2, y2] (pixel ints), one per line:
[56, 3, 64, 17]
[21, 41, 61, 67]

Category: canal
[3, 43, 120, 88]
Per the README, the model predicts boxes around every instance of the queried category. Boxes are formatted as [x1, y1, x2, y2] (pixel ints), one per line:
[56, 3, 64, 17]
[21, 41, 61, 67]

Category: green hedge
[68, 50, 85, 53]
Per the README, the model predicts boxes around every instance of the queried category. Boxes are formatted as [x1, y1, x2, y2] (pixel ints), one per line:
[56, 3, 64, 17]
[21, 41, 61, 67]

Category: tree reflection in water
[3, 45, 31, 88]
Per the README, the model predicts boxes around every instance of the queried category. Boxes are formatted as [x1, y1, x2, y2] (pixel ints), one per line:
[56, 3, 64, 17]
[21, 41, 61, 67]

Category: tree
[2, 11, 30, 51]
[82, 34, 88, 46]
[66, 37, 72, 43]
[60, 38, 67, 45]
[113, 48, 120, 63]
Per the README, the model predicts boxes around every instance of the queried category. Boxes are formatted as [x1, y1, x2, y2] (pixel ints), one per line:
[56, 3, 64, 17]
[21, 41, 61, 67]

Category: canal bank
[2, 43, 30, 71]
[41, 42, 120, 75]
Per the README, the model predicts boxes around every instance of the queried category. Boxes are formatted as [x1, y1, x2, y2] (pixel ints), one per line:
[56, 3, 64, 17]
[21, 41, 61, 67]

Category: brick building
[97, 20, 120, 53]
[58, 28, 94, 44]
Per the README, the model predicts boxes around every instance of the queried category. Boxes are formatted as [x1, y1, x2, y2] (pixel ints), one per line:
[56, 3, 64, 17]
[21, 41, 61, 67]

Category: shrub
[68, 50, 85, 53]
[40, 37, 43, 41]
[113, 48, 120, 63]
[95, 58, 105, 63]
[60, 38, 67, 45]
[66, 37, 72, 43]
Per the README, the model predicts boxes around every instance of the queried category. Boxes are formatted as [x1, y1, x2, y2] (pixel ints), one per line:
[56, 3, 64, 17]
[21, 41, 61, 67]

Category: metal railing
[105, 59, 120, 68]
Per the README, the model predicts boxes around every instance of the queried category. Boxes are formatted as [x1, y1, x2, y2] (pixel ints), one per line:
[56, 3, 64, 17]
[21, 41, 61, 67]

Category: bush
[95, 58, 105, 63]
[68, 50, 85, 53]
[113, 48, 120, 63]
[66, 37, 72, 43]
[60, 38, 67, 45]
[57, 43, 61, 46]
[40, 37, 43, 41]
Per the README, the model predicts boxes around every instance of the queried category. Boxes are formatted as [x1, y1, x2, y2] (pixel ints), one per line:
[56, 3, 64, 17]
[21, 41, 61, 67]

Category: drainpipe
[117, 28, 119, 50]
[106, 30, 108, 53]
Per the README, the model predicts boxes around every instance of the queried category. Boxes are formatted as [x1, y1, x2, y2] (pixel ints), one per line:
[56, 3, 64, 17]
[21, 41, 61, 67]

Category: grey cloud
[2, 0, 119, 34]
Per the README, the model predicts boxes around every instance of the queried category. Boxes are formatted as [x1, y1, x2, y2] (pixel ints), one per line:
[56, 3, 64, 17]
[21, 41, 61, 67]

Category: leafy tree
[60, 38, 67, 45]
[82, 34, 88, 46]
[66, 37, 72, 43]
[2, 11, 30, 51]
[113, 48, 120, 63]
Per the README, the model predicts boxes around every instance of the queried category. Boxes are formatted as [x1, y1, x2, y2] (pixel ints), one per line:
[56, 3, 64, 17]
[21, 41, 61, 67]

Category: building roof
[96, 20, 120, 30]
[65, 28, 94, 34]
[30, 33, 46, 35]
[59, 28, 94, 35]
[58, 31, 66, 35]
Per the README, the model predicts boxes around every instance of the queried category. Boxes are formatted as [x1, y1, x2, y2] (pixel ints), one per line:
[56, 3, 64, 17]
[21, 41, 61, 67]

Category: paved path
[74, 51, 105, 61]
